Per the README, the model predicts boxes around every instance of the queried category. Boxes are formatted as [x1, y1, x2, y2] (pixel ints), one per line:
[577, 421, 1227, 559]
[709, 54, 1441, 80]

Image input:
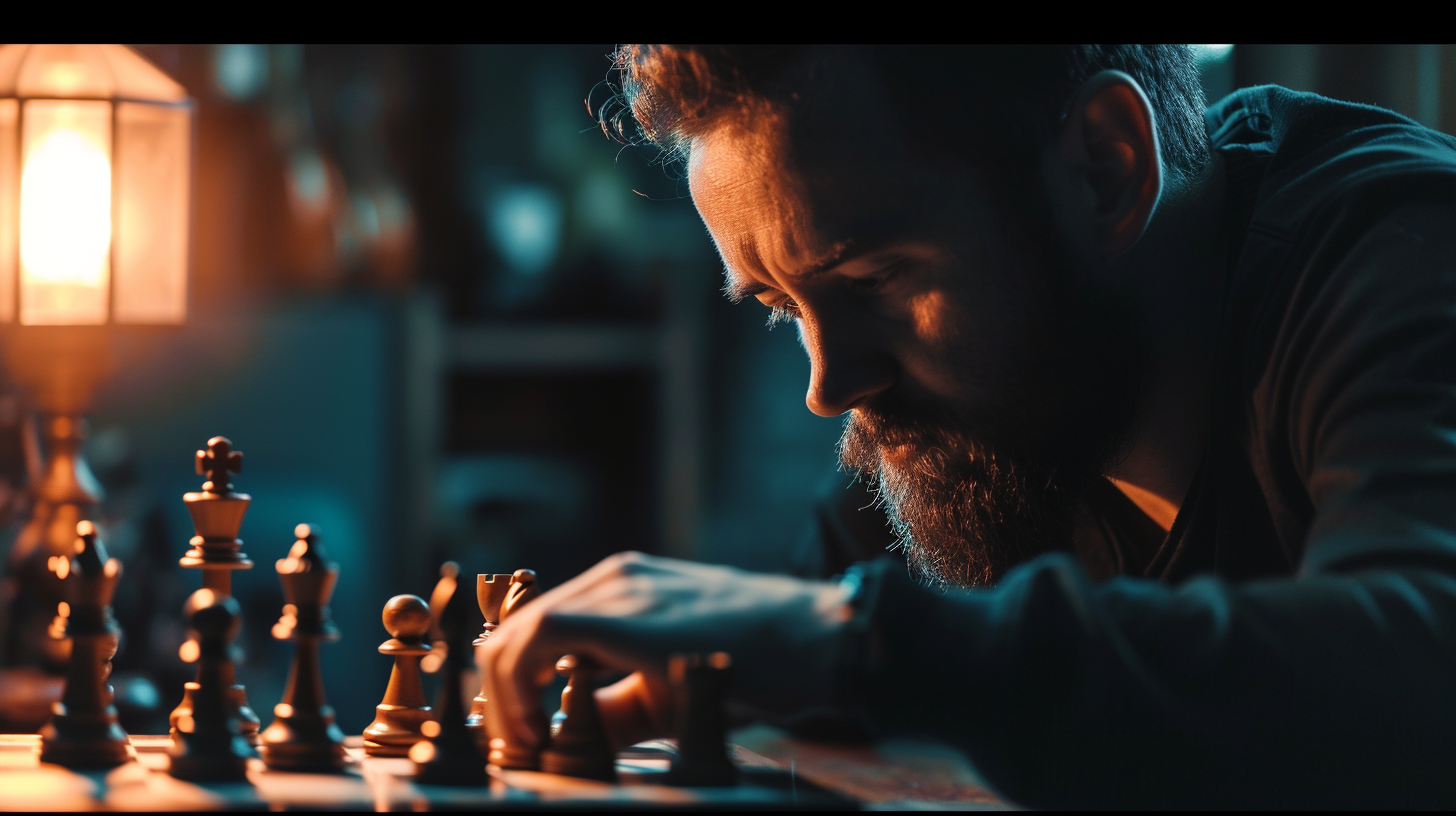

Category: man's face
[688, 93, 1142, 587]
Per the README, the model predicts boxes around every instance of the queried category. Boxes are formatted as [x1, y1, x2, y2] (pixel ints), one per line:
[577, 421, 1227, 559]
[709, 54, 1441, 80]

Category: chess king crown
[180, 437, 252, 570]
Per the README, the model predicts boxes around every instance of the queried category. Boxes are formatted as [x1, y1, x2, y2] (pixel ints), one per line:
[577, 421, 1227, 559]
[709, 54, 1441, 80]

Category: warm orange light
[0, 44, 193, 326]
[18, 101, 111, 325]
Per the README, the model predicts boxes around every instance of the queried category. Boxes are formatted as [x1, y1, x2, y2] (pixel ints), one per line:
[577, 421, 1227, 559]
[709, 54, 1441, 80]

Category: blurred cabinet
[397, 263, 707, 590]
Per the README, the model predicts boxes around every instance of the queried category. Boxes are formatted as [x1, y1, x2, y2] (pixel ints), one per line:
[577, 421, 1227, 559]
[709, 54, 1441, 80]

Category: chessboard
[0, 733, 855, 810]
[0, 435, 1012, 811]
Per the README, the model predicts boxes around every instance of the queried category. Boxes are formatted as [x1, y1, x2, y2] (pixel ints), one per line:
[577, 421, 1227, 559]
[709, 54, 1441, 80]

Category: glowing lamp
[0, 43, 191, 327]
[0, 45, 193, 673]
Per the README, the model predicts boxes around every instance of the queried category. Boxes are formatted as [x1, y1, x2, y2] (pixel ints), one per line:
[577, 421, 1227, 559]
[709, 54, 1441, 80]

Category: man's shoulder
[1211, 86, 1456, 240]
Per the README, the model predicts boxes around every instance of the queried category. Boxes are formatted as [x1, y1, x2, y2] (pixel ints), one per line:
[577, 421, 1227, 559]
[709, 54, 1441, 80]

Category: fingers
[481, 553, 667, 751]
[482, 551, 738, 754]
[596, 671, 674, 750]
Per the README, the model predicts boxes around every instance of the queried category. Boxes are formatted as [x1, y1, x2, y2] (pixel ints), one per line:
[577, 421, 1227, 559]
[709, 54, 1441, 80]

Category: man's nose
[803, 317, 896, 417]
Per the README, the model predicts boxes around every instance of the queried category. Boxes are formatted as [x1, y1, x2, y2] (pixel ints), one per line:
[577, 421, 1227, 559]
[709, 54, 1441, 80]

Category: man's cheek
[910, 290, 949, 342]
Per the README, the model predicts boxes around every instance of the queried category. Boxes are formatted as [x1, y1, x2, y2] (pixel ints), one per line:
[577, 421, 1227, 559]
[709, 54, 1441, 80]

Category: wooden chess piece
[484, 569, 543, 770]
[170, 436, 260, 746]
[665, 652, 737, 787]
[167, 589, 255, 782]
[259, 525, 347, 772]
[464, 573, 512, 740]
[362, 595, 433, 757]
[412, 562, 489, 785]
[540, 654, 617, 781]
[37, 521, 133, 768]
[499, 569, 539, 621]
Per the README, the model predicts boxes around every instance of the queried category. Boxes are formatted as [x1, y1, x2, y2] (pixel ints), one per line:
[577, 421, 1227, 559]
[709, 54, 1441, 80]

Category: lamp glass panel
[18, 99, 111, 326]
[13, 44, 116, 99]
[114, 102, 189, 324]
[0, 99, 17, 322]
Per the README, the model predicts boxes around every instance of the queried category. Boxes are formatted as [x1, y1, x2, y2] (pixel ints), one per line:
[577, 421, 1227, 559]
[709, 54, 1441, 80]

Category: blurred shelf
[448, 323, 660, 370]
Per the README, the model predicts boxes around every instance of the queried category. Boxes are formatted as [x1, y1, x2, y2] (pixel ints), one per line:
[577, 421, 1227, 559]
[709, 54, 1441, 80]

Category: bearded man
[481, 45, 1456, 807]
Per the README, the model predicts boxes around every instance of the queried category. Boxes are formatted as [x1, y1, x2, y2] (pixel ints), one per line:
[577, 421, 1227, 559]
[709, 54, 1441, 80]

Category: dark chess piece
[363, 595, 433, 757]
[540, 654, 617, 781]
[167, 589, 255, 782]
[464, 573, 513, 740]
[37, 521, 133, 768]
[419, 561, 459, 675]
[412, 562, 489, 785]
[259, 524, 347, 772]
[170, 436, 260, 746]
[665, 652, 737, 787]
[484, 569, 543, 770]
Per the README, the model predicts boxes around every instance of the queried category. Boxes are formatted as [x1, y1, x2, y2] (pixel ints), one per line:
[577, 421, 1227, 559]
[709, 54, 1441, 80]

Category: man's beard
[838, 231, 1144, 589]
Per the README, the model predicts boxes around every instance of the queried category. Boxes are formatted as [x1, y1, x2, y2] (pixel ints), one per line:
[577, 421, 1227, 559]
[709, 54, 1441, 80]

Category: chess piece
[412, 562, 489, 785]
[465, 573, 513, 740]
[167, 589, 255, 782]
[484, 569, 544, 770]
[539, 654, 617, 781]
[420, 561, 459, 675]
[499, 569, 539, 621]
[37, 521, 133, 768]
[259, 525, 347, 772]
[665, 652, 737, 787]
[362, 595, 433, 757]
[170, 436, 260, 746]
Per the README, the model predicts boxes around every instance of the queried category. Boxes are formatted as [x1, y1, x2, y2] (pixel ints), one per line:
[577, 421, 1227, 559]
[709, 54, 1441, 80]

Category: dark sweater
[857, 86, 1456, 808]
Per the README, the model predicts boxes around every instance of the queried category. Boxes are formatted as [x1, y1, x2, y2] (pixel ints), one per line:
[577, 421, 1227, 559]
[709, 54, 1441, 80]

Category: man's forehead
[687, 122, 837, 287]
[684, 79, 973, 299]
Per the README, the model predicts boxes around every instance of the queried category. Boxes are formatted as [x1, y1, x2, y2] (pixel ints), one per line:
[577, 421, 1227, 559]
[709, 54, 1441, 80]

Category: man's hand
[479, 551, 851, 754]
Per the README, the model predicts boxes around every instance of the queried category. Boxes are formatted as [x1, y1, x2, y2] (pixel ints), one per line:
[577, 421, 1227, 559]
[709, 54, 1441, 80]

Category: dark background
[0, 44, 1448, 734]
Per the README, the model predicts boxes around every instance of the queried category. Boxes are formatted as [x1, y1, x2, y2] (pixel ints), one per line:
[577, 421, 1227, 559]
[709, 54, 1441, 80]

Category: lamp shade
[0, 44, 192, 326]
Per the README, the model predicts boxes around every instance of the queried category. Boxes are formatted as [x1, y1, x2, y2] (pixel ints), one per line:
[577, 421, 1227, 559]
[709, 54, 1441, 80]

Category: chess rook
[171, 436, 260, 746]
[665, 652, 738, 787]
[412, 562, 489, 785]
[465, 573, 513, 741]
[167, 590, 255, 782]
[539, 654, 617, 782]
[363, 595, 433, 757]
[259, 525, 348, 772]
[38, 521, 133, 768]
[484, 569, 543, 770]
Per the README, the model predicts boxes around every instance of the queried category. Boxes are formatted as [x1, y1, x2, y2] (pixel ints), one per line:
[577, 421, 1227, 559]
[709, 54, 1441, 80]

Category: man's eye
[848, 261, 908, 293]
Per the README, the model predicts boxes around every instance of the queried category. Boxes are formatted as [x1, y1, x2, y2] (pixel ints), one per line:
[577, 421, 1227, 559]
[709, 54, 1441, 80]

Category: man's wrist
[829, 558, 891, 725]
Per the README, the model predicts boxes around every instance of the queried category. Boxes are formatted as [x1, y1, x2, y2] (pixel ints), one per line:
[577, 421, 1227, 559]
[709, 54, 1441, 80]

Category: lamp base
[0, 326, 111, 673]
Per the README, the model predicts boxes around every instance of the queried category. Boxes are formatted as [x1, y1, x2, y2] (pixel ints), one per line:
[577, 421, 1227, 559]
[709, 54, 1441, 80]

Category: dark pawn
[39, 521, 133, 768]
[412, 562, 489, 785]
[259, 525, 347, 773]
[540, 654, 616, 781]
[167, 590, 255, 782]
[465, 573, 512, 741]
[484, 569, 542, 770]
[665, 652, 738, 787]
[363, 595, 433, 756]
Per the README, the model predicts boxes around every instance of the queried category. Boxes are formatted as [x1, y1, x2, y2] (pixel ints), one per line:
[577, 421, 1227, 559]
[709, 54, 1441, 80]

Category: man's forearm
[848, 553, 1456, 808]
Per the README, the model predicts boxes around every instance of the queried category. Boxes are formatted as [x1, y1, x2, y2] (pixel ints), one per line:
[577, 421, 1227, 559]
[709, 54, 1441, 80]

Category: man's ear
[1054, 70, 1162, 257]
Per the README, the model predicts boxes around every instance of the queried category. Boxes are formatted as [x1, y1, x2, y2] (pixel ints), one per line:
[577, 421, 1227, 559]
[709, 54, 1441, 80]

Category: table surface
[0, 727, 1011, 811]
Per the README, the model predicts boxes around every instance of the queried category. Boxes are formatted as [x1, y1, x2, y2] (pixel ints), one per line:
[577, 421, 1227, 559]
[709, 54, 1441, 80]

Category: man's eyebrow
[721, 241, 858, 303]
[722, 274, 769, 303]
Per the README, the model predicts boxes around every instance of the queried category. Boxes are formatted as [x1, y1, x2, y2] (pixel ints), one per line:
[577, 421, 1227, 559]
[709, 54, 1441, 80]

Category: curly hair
[598, 45, 1211, 188]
